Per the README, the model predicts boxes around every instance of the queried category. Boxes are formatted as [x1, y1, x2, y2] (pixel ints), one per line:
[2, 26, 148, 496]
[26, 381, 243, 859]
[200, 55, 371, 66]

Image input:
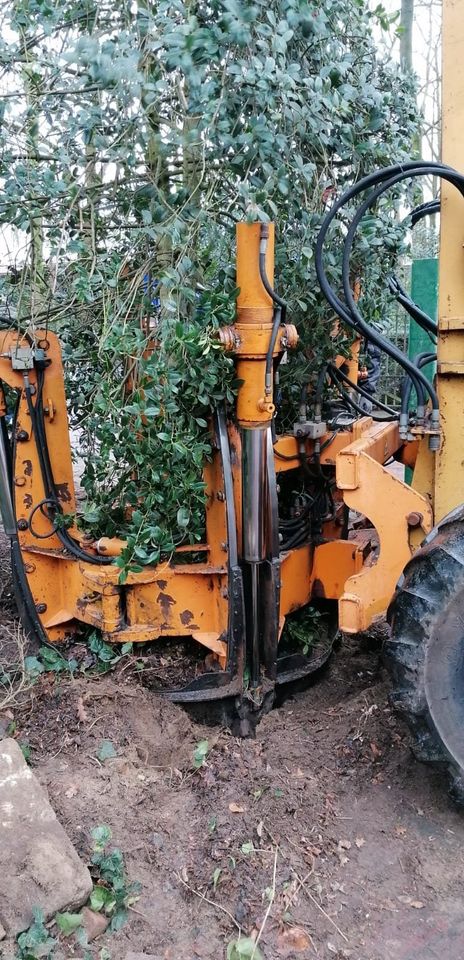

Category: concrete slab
[0, 738, 93, 937]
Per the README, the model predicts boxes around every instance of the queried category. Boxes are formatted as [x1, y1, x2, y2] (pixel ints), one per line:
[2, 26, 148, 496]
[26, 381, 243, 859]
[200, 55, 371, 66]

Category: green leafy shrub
[90, 825, 141, 931]
[0, 0, 419, 565]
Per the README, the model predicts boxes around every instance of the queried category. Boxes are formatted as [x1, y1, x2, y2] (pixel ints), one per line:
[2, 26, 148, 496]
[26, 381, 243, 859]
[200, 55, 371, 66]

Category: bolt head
[407, 511, 423, 528]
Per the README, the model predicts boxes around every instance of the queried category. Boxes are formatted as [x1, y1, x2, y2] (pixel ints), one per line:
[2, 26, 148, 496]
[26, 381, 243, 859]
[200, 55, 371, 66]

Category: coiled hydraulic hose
[340, 169, 440, 420]
[315, 160, 464, 436]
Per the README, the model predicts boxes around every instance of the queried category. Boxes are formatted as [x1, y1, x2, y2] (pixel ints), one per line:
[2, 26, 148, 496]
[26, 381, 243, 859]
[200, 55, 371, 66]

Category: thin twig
[295, 872, 348, 943]
[263, 825, 349, 944]
[252, 846, 278, 959]
[176, 873, 241, 932]
[128, 905, 150, 921]
[0, 623, 34, 712]
[87, 714, 111, 731]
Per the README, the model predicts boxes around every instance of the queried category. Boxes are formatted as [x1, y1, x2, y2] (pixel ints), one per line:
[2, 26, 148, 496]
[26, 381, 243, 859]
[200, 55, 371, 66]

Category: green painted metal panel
[409, 258, 438, 365]
[406, 258, 437, 483]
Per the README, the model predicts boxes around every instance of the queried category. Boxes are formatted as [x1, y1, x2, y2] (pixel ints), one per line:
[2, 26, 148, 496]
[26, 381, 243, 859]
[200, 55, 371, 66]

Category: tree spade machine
[1, 0, 464, 798]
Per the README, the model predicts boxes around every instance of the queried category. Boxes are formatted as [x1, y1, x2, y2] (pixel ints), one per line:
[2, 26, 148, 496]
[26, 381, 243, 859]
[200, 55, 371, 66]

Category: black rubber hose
[401, 352, 437, 417]
[339, 169, 445, 412]
[0, 411, 12, 485]
[299, 362, 329, 419]
[9, 403, 77, 657]
[329, 368, 398, 422]
[341, 183, 441, 410]
[24, 371, 111, 565]
[388, 275, 437, 337]
[328, 363, 398, 415]
[399, 356, 426, 414]
[386, 199, 440, 341]
[258, 225, 287, 396]
[315, 161, 464, 416]
[410, 198, 440, 227]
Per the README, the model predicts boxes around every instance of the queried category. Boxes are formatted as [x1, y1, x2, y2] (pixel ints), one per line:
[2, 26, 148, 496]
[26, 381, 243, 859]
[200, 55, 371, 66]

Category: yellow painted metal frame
[336, 420, 432, 631]
[433, 0, 464, 520]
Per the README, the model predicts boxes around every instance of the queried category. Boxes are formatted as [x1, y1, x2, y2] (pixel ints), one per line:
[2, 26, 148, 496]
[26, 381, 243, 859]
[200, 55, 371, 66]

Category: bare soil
[1, 534, 464, 960]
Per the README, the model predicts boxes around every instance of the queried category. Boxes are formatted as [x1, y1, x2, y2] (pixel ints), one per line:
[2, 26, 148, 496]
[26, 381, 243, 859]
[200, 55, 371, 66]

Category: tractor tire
[385, 506, 464, 804]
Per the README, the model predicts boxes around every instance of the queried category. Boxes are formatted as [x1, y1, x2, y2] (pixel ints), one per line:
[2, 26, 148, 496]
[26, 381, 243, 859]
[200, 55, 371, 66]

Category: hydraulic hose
[401, 351, 437, 418]
[259, 224, 287, 396]
[388, 275, 437, 338]
[315, 161, 464, 433]
[410, 198, 440, 227]
[328, 362, 398, 416]
[339, 169, 442, 416]
[24, 370, 111, 565]
[329, 366, 398, 422]
[387, 199, 440, 343]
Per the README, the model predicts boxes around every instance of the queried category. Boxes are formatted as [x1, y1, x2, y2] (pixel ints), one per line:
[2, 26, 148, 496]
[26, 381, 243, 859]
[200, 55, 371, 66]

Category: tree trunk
[400, 0, 414, 71]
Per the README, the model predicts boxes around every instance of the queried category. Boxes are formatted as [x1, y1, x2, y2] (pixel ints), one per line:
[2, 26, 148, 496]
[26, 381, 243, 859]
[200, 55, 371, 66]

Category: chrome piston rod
[242, 426, 269, 688]
[0, 419, 15, 536]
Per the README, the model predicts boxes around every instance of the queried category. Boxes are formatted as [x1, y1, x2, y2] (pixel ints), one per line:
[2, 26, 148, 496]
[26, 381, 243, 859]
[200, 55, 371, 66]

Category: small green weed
[15, 826, 139, 958]
[20, 742, 32, 764]
[227, 937, 263, 960]
[55, 912, 82, 936]
[15, 906, 57, 959]
[193, 739, 209, 768]
[90, 825, 141, 931]
[25, 646, 77, 679]
[87, 633, 133, 672]
[280, 606, 325, 655]
[23, 634, 134, 683]
[97, 740, 118, 762]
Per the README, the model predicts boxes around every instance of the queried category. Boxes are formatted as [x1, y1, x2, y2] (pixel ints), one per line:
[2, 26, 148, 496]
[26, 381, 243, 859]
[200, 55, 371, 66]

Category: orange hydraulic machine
[0, 209, 434, 729]
[4, 1, 464, 797]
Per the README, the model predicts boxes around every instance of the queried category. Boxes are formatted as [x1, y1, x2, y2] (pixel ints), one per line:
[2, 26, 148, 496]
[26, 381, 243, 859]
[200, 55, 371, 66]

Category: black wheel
[385, 506, 464, 804]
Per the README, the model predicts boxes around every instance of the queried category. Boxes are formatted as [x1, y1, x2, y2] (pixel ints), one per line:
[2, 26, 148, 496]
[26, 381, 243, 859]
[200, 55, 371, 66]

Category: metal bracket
[293, 420, 327, 440]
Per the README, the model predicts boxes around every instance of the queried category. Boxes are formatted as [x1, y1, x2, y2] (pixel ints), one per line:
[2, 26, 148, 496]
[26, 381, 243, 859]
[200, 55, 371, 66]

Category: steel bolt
[17, 519, 28, 531]
[16, 430, 29, 442]
[36, 603, 47, 614]
[407, 511, 423, 528]
[24, 563, 36, 573]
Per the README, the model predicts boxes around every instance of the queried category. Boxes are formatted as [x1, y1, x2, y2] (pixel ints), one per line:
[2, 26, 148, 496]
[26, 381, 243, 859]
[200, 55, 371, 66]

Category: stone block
[0, 738, 93, 936]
